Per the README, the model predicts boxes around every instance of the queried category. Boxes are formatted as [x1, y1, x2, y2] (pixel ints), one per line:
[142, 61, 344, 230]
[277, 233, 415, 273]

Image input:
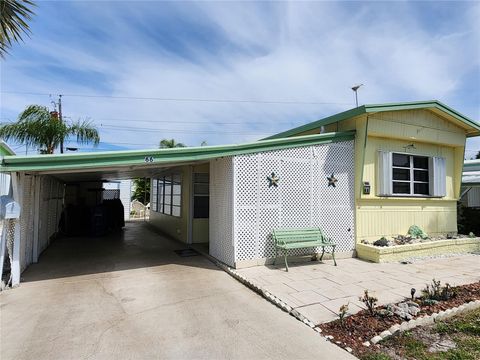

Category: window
[392, 153, 429, 195]
[378, 151, 446, 197]
[151, 173, 182, 217]
[193, 173, 209, 218]
[151, 179, 157, 212]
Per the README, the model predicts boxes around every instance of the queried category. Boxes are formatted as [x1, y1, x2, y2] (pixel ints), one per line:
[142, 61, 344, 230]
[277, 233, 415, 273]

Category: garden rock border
[369, 299, 480, 345]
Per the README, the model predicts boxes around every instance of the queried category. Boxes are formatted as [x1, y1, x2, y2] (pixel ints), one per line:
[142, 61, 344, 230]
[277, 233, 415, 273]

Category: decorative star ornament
[327, 174, 338, 187]
[267, 172, 279, 187]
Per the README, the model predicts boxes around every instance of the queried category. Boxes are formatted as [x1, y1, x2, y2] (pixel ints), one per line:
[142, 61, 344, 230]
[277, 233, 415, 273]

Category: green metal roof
[265, 100, 480, 139]
[463, 160, 480, 187]
[0, 131, 355, 173]
[0, 141, 15, 156]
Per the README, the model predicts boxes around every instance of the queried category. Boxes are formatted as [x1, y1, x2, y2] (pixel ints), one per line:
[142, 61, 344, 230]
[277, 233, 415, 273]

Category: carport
[0, 131, 355, 286]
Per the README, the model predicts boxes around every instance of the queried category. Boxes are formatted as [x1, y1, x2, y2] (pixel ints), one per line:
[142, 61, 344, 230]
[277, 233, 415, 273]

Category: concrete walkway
[236, 254, 480, 325]
[0, 222, 354, 360]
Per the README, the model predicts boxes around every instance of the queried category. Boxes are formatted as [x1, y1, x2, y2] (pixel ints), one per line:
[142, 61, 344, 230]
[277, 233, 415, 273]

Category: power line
[1, 90, 353, 106]
[99, 124, 270, 135]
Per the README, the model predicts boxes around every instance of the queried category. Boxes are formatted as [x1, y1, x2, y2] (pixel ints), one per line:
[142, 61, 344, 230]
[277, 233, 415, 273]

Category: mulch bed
[316, 281, 480, 357]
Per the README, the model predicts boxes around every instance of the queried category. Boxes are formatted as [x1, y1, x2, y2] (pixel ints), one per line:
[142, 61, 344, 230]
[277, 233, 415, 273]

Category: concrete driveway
[1, 222, 353, 360]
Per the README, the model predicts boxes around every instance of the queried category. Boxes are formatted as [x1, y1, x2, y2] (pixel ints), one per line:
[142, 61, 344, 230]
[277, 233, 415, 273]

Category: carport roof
[0, 131, 355, 175]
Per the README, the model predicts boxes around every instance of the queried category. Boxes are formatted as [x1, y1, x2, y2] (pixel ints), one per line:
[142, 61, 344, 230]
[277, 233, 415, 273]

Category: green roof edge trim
[1, 131, 355, 172]
[265, 100, 480, 140]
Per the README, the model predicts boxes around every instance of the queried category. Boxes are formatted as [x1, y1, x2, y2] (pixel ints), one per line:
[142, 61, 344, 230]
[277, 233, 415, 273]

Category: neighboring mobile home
[1, 100, 479, 285]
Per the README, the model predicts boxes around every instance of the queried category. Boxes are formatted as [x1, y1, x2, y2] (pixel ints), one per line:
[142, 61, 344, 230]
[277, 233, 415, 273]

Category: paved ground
[236, 254, 480, 325]
[0, 222, 354, 360]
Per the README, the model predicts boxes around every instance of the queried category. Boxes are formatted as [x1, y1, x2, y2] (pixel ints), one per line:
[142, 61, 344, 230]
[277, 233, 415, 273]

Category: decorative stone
[379, 330, 391, 339]
[345, 347, 353, 353]
[389, 324, 400, 334]
[371, 336, 383, 344]
[406, 319, 417, 330]
[399, 321, 409, 331]
[314, 327, 322, 333]
[326, 335, 334, 340]
[362, 341, 371, 347]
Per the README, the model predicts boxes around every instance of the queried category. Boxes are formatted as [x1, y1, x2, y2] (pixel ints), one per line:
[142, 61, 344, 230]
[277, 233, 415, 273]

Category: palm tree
[131, 178, 150, 204]
[159, 138, 186, 149]
[0, 0, 36, 57]
[0, 105, 100, 154]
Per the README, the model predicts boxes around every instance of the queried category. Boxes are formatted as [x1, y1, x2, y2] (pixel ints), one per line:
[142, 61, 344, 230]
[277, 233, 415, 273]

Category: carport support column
[11, 172, 22, 286]
[32, 175, 41, 263]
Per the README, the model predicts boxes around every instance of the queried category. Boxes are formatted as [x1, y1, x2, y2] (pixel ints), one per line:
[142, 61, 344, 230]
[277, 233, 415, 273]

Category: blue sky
[0, 1, 479, 157]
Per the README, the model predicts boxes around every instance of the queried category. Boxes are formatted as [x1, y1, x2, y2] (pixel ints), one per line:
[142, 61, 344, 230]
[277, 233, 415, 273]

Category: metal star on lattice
[267, 172, 279, 187]
[327, 174, 338, 187]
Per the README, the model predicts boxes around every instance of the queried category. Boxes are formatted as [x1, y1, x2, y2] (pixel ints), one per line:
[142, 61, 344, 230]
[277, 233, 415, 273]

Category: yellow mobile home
[266, 100, 480, 246]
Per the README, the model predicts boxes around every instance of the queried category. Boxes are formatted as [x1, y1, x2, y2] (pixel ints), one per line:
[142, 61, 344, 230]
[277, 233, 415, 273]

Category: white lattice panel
[233, 141, 355, 262]
[209, 157, 235, 267]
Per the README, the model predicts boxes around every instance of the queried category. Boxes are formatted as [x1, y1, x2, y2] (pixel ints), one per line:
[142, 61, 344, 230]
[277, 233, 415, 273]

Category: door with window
[190, 173, 210, 243]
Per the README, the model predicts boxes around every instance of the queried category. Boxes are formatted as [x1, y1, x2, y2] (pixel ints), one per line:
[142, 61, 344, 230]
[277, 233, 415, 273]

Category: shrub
[360, 289, 378, 316]
[338, 303, 349, 324]
[421, 279, 457, 301]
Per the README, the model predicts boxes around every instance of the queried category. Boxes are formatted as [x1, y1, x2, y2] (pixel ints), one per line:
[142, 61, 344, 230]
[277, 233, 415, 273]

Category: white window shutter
[429, 157, 446, 197]
[377, 151, 392, 196]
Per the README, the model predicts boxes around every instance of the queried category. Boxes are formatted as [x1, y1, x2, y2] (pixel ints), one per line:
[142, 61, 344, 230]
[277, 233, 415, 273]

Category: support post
[0, 221, 7, 285]
[10, 172, 22, 286]
[33, 176, 41, 263]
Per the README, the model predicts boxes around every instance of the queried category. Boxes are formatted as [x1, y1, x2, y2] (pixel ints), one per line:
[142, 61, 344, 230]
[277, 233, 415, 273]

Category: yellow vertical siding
[354, 109, 467, 242]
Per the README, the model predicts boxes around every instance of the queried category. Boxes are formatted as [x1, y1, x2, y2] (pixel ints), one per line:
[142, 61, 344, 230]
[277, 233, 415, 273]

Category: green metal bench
[272, 228, 337, 271]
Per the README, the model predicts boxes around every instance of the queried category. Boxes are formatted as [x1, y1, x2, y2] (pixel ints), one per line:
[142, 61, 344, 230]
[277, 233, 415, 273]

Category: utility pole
[58, 94, 64, 153]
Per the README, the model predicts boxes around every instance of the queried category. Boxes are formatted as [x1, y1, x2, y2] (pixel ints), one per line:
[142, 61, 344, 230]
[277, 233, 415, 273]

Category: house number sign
[144, 156, 154, 163]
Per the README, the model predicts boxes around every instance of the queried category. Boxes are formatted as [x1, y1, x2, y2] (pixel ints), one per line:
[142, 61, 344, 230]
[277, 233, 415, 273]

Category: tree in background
[0, 0, 36, 57]
[0, 105, 99, 154]
[159, 138, 186, 148]
[131, 178, 150, 204]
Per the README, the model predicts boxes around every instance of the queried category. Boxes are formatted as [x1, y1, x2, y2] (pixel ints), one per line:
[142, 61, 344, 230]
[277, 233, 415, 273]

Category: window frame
[391, 153, 430, 196]
[151, 173, 182, 217]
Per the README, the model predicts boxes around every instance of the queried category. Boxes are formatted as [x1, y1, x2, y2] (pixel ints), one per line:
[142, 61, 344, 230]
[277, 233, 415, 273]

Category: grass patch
[435, 309, 480, 336]
[364, 308, 480, 360]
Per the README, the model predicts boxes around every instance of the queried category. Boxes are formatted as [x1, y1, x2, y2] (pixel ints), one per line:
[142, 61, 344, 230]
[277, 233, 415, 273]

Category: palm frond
[68, 120, 100, 146]
[159, 138, 186, 148]
[0, 0, 36, 57]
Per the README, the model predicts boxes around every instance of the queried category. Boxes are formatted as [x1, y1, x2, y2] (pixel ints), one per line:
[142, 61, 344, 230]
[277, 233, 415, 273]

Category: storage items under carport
[60, 183, 125, 236]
